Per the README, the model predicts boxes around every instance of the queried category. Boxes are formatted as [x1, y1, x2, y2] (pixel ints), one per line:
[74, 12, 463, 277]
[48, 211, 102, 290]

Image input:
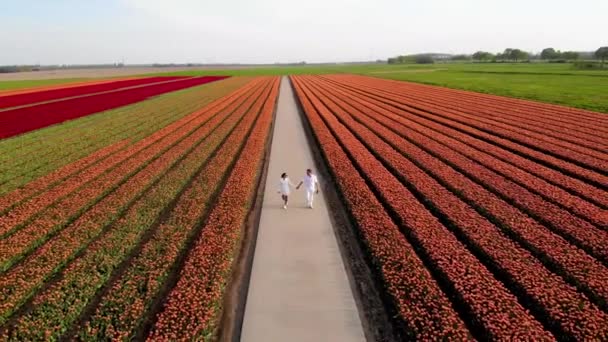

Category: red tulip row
[0, 80, 267, 324]
[1, 78, 277, 341]
[319, 79, 607, 228]
[332, 75, 607, 147]
[0, 80, 265, 276]
[294, 76, 554, 340]
[330, 74, 608, 134]
[331, 76, 607, 172]
[318, 78, 607, 210]
[291, 77, 474, 340]
[0, 77, 141, 96]
[300, 76, 608, 339]
[361, 105, 608, 260]
[306, 76, 608, 309]
[318, 80, 608, 228]
[74, 78, 275, 341]
[147, 77, 279, 341]
[0, 140, 129, 215]
[0, 76, 228, 139]
[0, 77, 188, 109]
[76, 78, 274, 340]
[323, 76, 608, 187]
[0, 77, 251, 193]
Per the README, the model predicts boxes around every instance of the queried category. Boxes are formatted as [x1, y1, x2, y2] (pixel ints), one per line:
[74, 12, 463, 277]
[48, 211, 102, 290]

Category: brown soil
[0, 66, 232, 81]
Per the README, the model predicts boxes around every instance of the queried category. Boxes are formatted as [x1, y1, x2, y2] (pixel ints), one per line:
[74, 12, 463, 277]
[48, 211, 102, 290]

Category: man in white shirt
[296, 168, 319, 209]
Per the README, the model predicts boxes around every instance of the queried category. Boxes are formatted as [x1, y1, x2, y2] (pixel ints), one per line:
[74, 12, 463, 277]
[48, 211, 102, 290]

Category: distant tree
[596, 46, 608, 65]
[561, 51, 579, 61]
[450, 54, 471, 61]
[506, 49, 528, 62]
[414, 54, 434, 64]
[387, 57, 398, 64]
[472, 51, 494, 62]
[541, 47, 559, 60]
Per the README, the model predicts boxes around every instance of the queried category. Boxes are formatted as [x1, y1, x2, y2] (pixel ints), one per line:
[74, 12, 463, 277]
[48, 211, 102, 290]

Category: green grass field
[2, 62, 606, 113]
[0, 78, 88, 91]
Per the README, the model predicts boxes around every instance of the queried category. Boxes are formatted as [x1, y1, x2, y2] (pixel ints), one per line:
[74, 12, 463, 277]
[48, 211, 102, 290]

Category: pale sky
[1, 0, 606, 65]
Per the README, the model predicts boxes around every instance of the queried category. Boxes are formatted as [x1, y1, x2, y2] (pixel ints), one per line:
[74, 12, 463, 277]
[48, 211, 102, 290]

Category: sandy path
[240, 77, 365, 341]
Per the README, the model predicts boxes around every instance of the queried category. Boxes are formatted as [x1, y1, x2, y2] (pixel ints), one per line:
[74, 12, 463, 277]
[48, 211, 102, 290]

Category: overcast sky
[1, 0, 606, 65]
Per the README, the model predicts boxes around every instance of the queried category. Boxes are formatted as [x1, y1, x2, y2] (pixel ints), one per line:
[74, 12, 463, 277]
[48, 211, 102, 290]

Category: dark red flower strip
[0, 140, 129, 215]
[0, 77, 188, 109]
[303, 76, 608, 339]
[296, 76, 552, 340]
[2, 78, 275, 341]
[326, 76, 607, 172]
[0, 79, 261, 242]
[337, 75, 608, 144]
[147, 77, 280, 341]
[309, 77, 608, 310]
[0, 81, 266, 323]
[334, 74, 608, 130]
[316, 77, 608, 210]
[321, 77, 608, 189]
[0, 77, 142, 96]
[76, 78, 276, 341]
[315, 79, 606, 228]
[0, 76, 228, 139]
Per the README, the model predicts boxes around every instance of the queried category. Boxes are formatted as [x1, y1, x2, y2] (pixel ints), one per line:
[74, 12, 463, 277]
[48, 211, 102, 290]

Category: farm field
[0, 70, 607, 340]
[291, 74, 608, 340]
[0, 76, 279, 340]
[148, 62, 608, 113]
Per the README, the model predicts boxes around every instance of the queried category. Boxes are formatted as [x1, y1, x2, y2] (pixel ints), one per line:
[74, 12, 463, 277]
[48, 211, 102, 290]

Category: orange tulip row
[148, 77, 280, 340]
[1, 78, 277, 341]
[296, 75, 608, 340]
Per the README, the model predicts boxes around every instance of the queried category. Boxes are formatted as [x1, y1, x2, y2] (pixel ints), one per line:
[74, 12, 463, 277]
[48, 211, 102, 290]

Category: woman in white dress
[278, 172, 296, 209]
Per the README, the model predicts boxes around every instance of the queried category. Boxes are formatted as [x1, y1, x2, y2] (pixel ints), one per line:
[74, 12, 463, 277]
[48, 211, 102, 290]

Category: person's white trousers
[306, 189, 315, 207]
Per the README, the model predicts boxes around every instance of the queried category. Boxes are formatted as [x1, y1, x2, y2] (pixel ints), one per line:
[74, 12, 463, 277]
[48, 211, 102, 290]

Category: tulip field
[0, 76, 279, 340]
[291, 75, 608, 340]
[0, 70, 607, 340]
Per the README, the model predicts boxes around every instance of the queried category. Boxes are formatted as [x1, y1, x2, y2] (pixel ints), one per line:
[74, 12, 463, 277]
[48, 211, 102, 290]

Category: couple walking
[278, 168, 319, 209]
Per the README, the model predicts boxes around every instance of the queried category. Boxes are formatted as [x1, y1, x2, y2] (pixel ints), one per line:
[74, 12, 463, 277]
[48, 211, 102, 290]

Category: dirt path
[240, 77, 365, 341]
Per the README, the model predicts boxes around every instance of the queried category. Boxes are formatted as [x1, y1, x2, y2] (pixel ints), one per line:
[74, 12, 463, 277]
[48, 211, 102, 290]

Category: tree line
[388, 46, 608, 64]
